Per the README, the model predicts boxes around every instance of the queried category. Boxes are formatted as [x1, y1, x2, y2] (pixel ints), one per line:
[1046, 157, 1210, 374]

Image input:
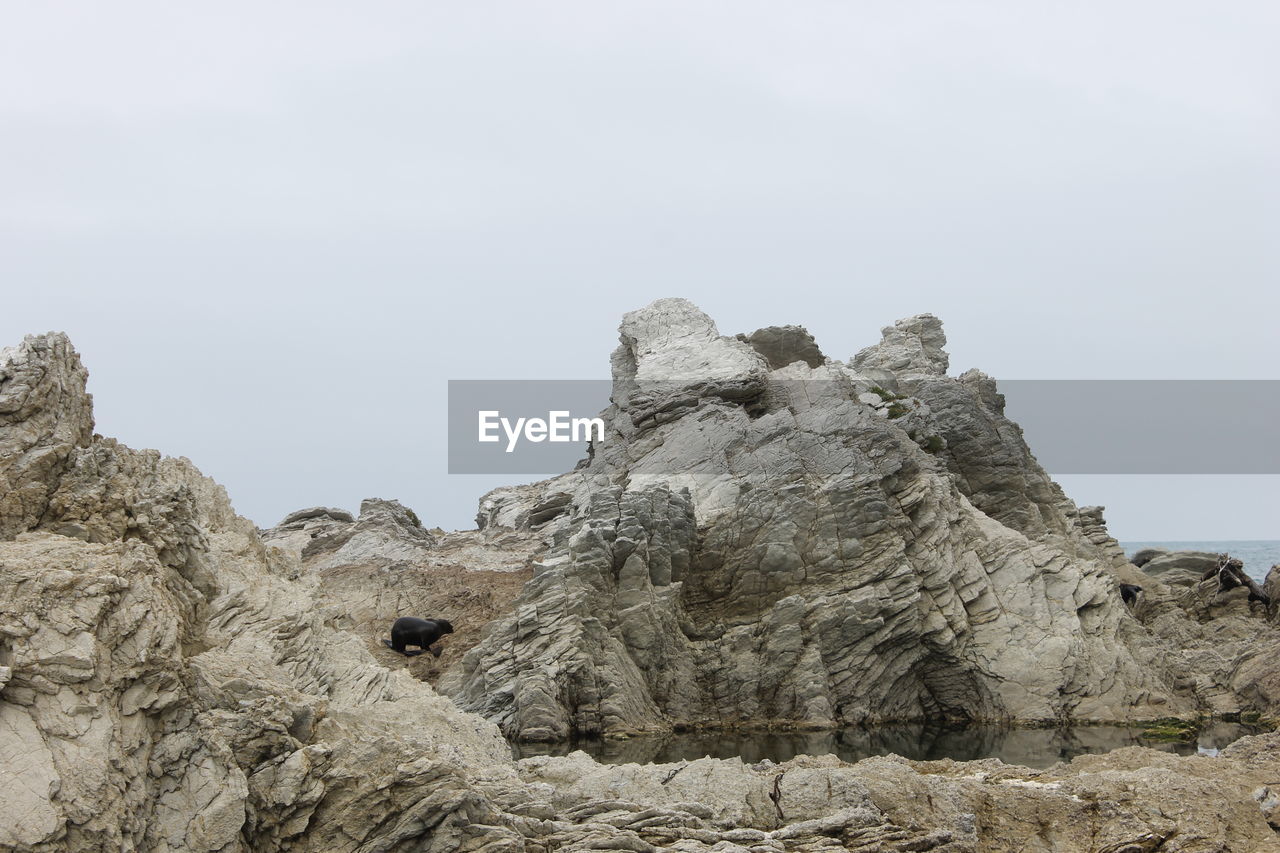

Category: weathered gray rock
[276, 506, 355, 526]
[445, 300, 1213, 742]
[0, 334, 524, 851]
[736, 325, 826, 370]
[1141, 550, 1221, 587]
[0, 333, 94, 539]
[262, 496, 435, 570]
[6, 318, 1280, 852]
[852, 313, 949, 379]
[517, 738, 1280, 852]
[1131, 547, 1169, 568]
[442, 486, 699, 740]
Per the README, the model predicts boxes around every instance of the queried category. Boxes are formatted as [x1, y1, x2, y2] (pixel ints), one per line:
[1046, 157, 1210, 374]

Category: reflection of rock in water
[1199, 720, 1254, 749]
[512, 723, 1263, 769]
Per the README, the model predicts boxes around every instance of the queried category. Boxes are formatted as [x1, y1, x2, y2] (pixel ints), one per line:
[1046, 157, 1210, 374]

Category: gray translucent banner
[447, 379, 1280, 475]
[1001, 380, 1280, 474]
[448, 380, 611, 474]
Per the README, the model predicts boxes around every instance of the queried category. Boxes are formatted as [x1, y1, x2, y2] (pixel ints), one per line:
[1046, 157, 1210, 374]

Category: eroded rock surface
[4, 322, 1280, 852]
[446, 300, 1280, 742]
[0, 335, 518, 851]
[1139, 550, 1221, 588]
[0, 333, 93, 538]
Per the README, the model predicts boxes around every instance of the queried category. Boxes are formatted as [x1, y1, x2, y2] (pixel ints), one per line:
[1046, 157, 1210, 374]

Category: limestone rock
[441, 486, 699, 740]
[516, 735, 1280, 852]
[1267, 564, 1280, 615]
[0, 333, 94, 539]
[263, 497, 434, 571]
[7, 315, 1280, 852]
[0, 332, 524, 851]
[1140, 550, 1221, 587]
[851, 313, 949, 379]
[445, 300, 1203, 740]
[1131, 547, 1169, 568]
[611, 297, 769, 433]
[736, 325, 826, 370]
[615, 297, 767, 384]
[277, 506, 355, 526]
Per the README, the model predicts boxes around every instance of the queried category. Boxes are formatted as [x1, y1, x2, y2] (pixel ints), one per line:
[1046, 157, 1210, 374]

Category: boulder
[276, 506, 355, 526]
[736, 324, 826, 370]
[1131, 547, 1169, 568]
[1141, 550, 1221, 587]
[262, 497, 434, 569]
[444, 300, 1195, 739]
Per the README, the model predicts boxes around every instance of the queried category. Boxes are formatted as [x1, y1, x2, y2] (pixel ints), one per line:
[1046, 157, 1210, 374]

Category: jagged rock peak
[450, 301, 1227, 740]
[261, 496, 436, 572]
[0, 332, 95, 538]
[852, 313, 950, 379]
[612, 297, 766, 382]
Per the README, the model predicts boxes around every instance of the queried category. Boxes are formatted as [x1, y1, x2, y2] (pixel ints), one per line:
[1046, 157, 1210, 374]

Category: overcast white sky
[2, 2, 1277, 538]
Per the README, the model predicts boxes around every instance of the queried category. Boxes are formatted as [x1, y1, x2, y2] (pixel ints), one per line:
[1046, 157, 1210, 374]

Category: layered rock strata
[5, 320, 1280, 852]
[0, 334, 516, 851]
[445, 299, 1279, 742]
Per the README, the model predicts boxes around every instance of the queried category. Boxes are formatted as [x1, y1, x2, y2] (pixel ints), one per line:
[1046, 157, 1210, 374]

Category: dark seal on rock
[1119, 583, 1143, 607]
[383, 617, 454, 657]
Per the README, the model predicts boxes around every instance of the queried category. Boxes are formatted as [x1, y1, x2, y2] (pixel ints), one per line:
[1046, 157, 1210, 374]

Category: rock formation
[1138, 550, 1222, 588]
[0, 334, 527, 851]
[447, 299, 1274, 741]
[4, 316, 1280, 851]
[0, 333, 94, 539]
[262, 498, 545, 686]
[264, 498, 435, 571]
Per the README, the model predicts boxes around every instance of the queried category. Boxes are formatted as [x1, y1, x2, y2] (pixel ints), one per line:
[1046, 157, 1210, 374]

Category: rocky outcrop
[0, 335, 522, 850]
[0, 333, 93, 539]
[736, 325, 826, 370]
[907, 369, 1121, 554]
[445, 300, 1277, 742]
[1131, 547, 1168, 568]
[263, 497, 435, 571]
[852, 313, 949, 380]
[6, 321, 1280, 852]
[518, 737, 1280, 852]
[1139, 550, 1221, 587]
[260, 493, 551, 689]
[442, 487, 700, 741]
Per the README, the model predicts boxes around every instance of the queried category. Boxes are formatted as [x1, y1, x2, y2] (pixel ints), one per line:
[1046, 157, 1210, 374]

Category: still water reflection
[512, 722, 1259, 769]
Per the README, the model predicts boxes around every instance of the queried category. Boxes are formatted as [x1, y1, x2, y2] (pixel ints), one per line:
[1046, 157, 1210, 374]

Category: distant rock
[276, 505, 355, 526]
[1131, 547, 1169, 568]
[263, 497, 434, 570]
[851, 313, 949, 379]
[736, 324, 826, 369]
[1140, 550, 1220, 587]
